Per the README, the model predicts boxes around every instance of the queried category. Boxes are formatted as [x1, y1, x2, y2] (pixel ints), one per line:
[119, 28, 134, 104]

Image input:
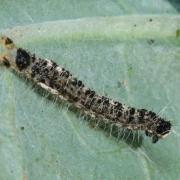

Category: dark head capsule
[156, 119, 171, 136]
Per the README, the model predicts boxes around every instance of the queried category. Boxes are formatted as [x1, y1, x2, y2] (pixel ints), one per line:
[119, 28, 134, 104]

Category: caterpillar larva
[0, 36, 171, 143]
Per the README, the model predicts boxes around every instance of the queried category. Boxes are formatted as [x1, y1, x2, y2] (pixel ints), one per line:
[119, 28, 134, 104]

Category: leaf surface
[0, 1, 180, 180]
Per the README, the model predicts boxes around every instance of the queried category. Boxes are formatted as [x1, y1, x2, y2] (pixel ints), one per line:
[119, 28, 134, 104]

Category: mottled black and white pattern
[0, 36, 171, 143]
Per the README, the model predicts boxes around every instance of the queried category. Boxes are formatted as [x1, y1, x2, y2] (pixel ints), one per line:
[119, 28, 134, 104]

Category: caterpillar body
[0, 36, 171, 143]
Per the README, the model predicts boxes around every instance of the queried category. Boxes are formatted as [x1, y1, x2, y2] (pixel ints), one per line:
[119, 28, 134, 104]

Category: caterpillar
[0, 36, 171, 143]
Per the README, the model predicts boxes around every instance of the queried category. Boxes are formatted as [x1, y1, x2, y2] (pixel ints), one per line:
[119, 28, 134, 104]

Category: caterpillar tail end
[0, 36, 15, 49]
[0, 36, 16, 65]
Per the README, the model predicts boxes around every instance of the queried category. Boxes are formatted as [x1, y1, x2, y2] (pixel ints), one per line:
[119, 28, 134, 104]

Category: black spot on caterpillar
[0, 36, 171, 144]
[16, 48, 31, 70]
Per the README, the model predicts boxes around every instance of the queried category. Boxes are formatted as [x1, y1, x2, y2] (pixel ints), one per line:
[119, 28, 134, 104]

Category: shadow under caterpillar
[0, 36, 171, 144]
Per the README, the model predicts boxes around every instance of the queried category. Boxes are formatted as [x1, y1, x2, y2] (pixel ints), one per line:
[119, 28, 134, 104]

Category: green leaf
[0, 1, 180, 180]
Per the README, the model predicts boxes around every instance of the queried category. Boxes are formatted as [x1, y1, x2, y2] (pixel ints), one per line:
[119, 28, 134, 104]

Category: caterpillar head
[0, 36, 31, 71]
[145, 118, 171, 143]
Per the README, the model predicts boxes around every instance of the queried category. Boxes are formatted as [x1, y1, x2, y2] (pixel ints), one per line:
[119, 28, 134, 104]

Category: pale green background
[0, 1, 180, 180]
